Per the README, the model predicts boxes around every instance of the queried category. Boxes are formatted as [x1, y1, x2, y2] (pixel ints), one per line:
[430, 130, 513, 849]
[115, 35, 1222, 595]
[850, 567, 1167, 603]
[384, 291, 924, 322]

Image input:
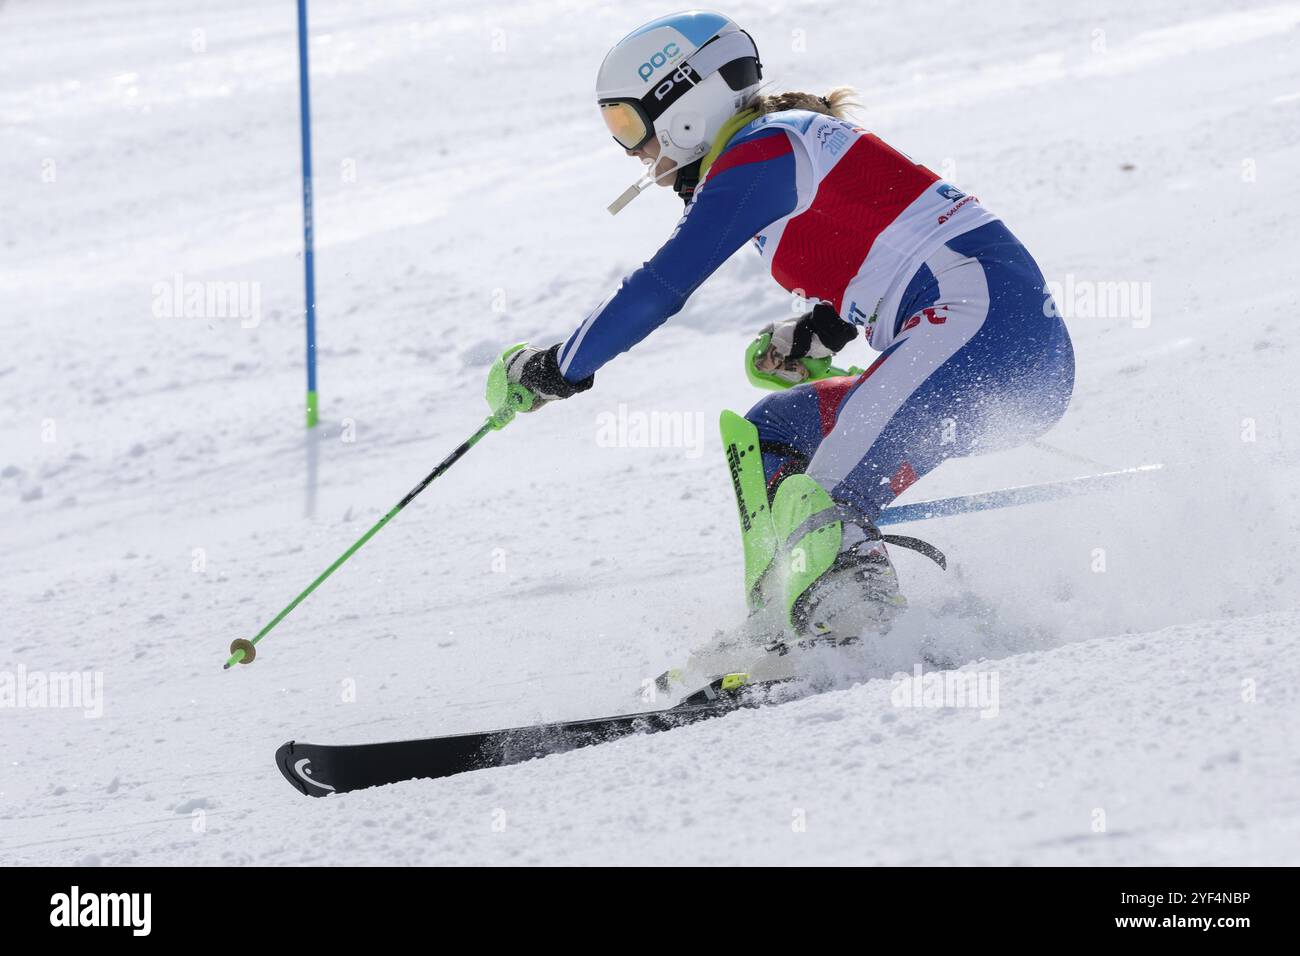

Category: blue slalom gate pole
[877, 464, 1163, 527]
[297, 0, 319, 428]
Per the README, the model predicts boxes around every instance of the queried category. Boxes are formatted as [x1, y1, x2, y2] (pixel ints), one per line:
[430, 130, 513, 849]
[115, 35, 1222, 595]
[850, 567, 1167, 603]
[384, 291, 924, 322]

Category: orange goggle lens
[600, 101, 649, 150]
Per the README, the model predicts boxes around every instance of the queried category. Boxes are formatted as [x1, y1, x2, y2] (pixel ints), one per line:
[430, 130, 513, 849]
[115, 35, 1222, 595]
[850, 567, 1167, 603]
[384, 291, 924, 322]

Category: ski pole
[224, 346, 533, 670]
[224, 418, 494, 669]
[224, 412, 513, 670]
[738, 339, 1161, 524]
[876, 464, 1164, 527]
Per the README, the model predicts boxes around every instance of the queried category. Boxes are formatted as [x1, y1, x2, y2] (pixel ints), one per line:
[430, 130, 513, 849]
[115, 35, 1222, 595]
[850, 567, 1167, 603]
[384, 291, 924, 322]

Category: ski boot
[645, 412, 784, 699]
[771, 474, 946, 642]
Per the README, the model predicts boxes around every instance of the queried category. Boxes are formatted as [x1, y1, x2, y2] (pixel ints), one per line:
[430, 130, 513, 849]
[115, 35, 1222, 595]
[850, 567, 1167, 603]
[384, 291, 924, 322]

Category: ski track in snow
[1, 0, 1298, 865]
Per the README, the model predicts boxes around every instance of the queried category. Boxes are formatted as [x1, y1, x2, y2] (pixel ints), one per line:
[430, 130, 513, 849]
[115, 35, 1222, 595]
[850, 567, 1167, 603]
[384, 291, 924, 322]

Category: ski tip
[276, 741, 335, 798]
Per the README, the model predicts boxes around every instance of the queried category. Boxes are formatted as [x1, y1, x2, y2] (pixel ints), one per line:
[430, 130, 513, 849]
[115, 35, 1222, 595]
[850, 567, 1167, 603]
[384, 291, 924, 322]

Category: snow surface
[2, 0, 1299, 865]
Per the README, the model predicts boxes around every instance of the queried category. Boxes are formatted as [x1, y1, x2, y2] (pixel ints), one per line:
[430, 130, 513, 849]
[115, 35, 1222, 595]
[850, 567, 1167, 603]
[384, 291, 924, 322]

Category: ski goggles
[600, 99, 654, 151]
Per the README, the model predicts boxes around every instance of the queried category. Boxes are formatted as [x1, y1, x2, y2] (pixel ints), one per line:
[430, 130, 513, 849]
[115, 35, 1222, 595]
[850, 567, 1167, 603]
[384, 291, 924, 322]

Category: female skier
[489, 10, 1074, 643]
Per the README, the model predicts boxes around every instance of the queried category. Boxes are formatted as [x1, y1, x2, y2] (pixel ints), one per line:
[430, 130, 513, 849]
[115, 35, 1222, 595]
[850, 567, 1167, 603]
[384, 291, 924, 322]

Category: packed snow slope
[2, 0, 1299, 865]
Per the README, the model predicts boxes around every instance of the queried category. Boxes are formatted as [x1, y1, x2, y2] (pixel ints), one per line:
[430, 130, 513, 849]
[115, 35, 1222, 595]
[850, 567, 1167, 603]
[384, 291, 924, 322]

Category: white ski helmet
[596, 11, 762, 173]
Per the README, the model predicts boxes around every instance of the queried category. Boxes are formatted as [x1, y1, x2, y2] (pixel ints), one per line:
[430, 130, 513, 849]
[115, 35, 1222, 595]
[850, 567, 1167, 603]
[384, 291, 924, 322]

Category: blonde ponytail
[754, 86, 861, 119]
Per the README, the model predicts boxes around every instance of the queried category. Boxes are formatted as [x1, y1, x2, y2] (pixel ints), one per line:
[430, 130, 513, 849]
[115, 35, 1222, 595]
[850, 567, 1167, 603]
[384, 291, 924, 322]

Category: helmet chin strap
[606, 156, 685, 215]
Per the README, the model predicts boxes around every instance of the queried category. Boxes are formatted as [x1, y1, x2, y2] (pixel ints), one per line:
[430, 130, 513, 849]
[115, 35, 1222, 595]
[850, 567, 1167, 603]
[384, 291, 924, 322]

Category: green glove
[485, 343, 537, 429]
[744, 332, 865, 391]
[485, 343, 594, 429]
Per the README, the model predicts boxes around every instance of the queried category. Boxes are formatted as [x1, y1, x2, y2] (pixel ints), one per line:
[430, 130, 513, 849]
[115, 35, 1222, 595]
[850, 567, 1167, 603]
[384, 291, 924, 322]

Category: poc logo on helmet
[637, 42, 681, 81]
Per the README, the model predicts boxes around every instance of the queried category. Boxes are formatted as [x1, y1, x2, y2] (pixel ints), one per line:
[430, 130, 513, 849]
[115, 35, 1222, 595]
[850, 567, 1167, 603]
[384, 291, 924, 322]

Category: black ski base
[275, 676, 788, 797]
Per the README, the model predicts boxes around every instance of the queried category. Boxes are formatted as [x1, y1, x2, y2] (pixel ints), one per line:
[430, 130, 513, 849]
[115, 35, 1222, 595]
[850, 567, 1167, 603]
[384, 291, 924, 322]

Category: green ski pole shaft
[224, 418, 498, 670]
